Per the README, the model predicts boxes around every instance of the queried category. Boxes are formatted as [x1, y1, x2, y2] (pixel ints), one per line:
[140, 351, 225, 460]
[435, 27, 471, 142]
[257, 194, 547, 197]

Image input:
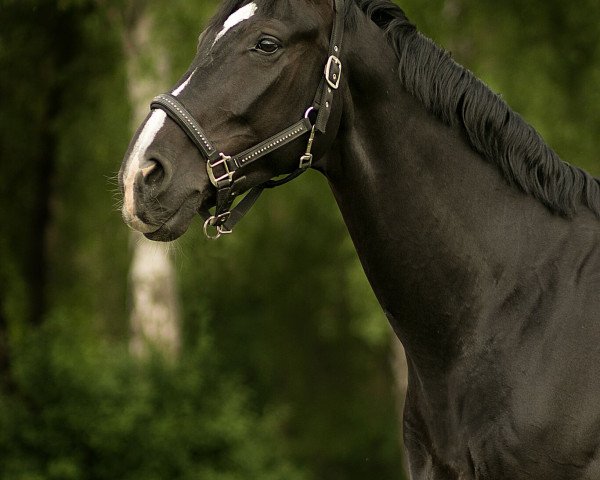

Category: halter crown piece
[150, 0, 345, 239]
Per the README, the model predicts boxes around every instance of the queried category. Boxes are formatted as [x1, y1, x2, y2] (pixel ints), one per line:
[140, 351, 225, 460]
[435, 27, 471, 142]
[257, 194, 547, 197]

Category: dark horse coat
[119, 1, 600, 478]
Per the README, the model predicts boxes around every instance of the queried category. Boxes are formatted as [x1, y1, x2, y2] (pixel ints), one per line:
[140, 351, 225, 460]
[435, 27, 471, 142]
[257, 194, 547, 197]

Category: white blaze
[213, 3, 258, 45]
[123, 110, 167, 231]
[172, 68, 198, 97]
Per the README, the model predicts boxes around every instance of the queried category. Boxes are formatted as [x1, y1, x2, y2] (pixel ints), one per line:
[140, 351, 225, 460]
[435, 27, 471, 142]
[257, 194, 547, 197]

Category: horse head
[119, 0, 344, 241]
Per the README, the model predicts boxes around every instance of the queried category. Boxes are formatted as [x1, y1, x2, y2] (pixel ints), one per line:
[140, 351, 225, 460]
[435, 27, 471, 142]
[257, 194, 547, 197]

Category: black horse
[119, 1, 600, 478]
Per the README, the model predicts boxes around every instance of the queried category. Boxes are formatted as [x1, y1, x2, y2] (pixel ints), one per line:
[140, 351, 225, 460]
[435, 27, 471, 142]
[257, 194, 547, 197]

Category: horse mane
[352, 0, 600, 218]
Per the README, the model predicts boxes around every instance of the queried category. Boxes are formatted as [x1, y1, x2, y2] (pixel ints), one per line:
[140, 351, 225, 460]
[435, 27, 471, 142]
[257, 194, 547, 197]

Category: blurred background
[0, 0, 598, 479]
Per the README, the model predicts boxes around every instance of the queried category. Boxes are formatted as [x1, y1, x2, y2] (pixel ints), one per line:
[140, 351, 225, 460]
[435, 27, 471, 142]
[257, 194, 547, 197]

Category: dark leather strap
[222, 186, 265, 232]
[150, 94, 220, 162]
[315, 0, 345, 133]
[232, 118, 312, 168]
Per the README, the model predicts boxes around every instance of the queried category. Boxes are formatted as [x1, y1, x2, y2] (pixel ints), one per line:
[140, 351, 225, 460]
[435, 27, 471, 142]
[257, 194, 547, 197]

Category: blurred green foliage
[0, 0, 598, 479]
[176, 177, 400, 479]
[401, 0, 600, 176]
[0, 314, 305, 480]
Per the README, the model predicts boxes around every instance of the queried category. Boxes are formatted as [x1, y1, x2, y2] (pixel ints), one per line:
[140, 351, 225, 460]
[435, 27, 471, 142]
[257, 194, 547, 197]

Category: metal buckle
[203, 213, 232, 240]
[207, 153, 233, 187]
[325, 55, 342, 90]
[299, 154, 313, 170]
[299, 124, 316, 170]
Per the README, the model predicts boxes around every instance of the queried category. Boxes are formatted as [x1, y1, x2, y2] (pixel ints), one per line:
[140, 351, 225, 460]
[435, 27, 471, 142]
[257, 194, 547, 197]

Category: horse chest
[404, 413, 599, 479]
[403, 367, 600, 480]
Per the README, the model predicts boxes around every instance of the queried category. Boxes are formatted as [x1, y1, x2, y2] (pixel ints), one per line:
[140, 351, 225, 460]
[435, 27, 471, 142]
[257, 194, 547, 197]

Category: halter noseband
[150, 0, 345, 240]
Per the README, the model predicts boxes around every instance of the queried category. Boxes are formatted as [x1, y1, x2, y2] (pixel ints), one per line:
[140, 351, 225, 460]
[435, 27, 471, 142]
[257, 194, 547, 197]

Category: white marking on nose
[172, 68, 198, 97]
[213, 2, 257, 46]
[123, 110, 167, 230]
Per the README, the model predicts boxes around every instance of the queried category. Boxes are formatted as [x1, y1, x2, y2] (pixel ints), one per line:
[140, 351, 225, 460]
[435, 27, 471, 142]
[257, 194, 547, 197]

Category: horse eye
[255, 38, 281, 54]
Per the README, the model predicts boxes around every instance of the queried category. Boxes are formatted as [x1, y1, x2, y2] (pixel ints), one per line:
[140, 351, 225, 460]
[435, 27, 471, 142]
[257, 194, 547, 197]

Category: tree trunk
[121, 5, 181, 359]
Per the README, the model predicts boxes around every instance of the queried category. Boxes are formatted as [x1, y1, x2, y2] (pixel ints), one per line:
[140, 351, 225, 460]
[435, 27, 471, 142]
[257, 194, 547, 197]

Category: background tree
[110, 0, 182, 359]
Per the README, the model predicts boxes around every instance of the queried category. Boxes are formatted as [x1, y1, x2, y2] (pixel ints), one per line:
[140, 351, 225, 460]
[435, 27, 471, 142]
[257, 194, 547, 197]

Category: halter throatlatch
[150, 0, 345, 240]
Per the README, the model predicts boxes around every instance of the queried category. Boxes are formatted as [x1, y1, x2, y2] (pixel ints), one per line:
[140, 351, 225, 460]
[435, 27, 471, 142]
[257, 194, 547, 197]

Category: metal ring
[203, 217, 221, 240]
[304, 107, 315, 119]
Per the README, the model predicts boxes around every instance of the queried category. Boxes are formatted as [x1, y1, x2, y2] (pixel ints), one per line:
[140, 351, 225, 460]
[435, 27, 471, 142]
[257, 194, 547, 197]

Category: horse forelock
[351, 0, 600, 218]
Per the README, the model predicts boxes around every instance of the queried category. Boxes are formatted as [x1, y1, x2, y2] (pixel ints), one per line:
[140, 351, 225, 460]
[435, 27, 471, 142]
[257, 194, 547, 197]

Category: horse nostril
[141, 159, 165, 189]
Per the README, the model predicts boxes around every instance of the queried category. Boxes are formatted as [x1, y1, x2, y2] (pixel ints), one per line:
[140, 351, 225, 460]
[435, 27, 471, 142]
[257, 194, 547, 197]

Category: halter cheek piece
[150, 0, 345, 240]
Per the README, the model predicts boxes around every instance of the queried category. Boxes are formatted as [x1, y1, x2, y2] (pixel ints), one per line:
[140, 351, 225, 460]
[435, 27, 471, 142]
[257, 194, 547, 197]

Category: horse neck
[325, 21, 578, 371]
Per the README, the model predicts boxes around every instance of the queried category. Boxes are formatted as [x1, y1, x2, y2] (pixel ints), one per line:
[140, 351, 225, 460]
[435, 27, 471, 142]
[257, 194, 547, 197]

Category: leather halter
[150, 0, 345, 239]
